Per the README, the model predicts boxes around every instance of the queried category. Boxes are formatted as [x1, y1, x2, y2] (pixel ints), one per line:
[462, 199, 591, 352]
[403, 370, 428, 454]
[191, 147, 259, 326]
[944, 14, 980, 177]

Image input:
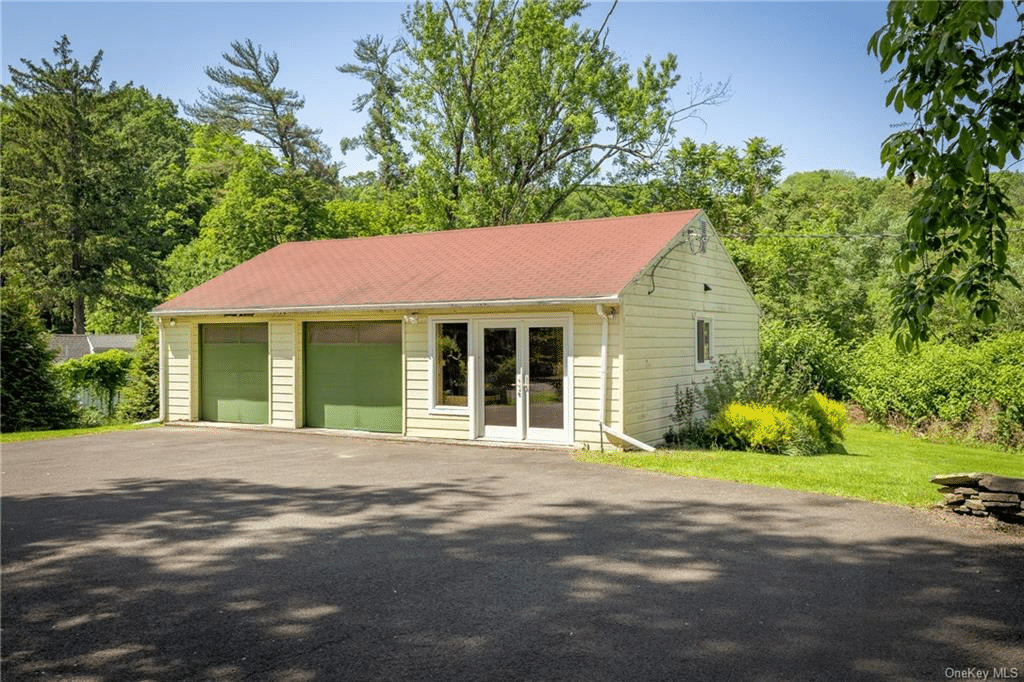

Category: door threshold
[473, 437, 573, 450]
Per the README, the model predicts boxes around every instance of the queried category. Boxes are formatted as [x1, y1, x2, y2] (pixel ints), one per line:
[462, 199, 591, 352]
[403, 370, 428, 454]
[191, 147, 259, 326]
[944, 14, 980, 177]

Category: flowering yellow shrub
[707, 393, 847, 455]
[709, 403, 794, 453]
[805, 392, 847, 445]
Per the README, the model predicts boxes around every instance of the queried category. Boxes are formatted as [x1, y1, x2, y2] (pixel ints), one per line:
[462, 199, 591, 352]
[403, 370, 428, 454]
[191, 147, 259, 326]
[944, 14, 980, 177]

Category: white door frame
[473, 314, 573, 444]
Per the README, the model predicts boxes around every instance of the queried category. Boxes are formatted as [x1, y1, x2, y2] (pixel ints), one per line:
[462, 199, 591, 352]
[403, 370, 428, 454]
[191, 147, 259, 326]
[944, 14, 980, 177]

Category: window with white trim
[432, 321, 469, 410]
[696, 317, 713, 370]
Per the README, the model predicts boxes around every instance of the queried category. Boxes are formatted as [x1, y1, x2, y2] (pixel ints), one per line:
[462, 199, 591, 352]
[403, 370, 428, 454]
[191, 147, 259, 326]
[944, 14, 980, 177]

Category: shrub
[701, 392, 848, 456]
[850, 332, 1023, 449]
[57, 349, 133, 420]
[116, 325, 160, 422]
[664, 384, 713, 448]
[986, 333, 1024, 449]
[695, 322, 853, 424]
[665, 341, 851, 454]
[666, 359, 767, 448]
[759, 320, 854, 400]
[708, 403, 794, 453]
[803, 392, 847, 446]
[699, 356, 761, 418]
[785, 409, 829, 456]
[854, 337, 965, 425]
[0, 292, 79, 432]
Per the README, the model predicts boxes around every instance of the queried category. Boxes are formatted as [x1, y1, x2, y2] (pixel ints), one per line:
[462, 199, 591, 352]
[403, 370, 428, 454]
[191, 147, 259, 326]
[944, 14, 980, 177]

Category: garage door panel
[305, 322, 402, 433]
[203, 397, 268, 424]
[201, 324, 269, 424]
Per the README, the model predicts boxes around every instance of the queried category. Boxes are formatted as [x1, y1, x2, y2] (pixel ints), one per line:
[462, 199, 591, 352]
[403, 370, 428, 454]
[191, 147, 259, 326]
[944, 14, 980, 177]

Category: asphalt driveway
[2, 427, 1021, 681]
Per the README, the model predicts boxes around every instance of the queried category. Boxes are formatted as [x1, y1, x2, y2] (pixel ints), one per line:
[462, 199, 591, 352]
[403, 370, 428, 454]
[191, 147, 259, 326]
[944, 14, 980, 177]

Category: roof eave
[150, 294, 622, 318]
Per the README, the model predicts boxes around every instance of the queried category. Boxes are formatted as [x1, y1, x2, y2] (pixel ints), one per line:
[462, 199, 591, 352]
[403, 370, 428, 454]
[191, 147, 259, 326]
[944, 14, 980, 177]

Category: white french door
[478, 319, 569, 443]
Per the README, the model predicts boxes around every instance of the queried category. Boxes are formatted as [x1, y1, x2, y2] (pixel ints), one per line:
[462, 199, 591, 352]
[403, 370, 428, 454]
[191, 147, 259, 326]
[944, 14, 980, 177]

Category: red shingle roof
[153, 210, 703, 314]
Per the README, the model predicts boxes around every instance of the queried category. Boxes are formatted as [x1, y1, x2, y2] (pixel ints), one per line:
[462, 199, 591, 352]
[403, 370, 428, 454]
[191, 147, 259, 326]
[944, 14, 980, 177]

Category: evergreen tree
[185, 38, 337, 181]
[0, 290, 79, 432]
[2, 36, 191, 332]
[337, 35, 410, 190]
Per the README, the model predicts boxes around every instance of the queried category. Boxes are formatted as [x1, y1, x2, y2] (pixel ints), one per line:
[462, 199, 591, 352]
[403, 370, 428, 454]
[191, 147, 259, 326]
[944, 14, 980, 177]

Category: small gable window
[696, 317, 713, 370]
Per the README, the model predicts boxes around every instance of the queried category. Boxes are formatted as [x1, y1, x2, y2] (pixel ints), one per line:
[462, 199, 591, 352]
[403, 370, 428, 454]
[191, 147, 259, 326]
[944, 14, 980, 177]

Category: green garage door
[201, 324, 269, 424]
[305, 321, 402, 433]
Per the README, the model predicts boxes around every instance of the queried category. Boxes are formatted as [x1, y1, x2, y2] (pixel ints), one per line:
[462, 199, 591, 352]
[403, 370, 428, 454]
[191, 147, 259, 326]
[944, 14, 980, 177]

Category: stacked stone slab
[931, 472, 1024, 523]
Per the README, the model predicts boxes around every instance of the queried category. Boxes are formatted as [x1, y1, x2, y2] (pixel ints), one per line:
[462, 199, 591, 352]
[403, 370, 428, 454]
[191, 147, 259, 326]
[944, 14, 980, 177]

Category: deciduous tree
[868, 0, 1024, 348]
[624, 136, 784, 236]
[739, 172, 892, 341]
[162, 130, 338, 295]
[343, 0, 728, 229]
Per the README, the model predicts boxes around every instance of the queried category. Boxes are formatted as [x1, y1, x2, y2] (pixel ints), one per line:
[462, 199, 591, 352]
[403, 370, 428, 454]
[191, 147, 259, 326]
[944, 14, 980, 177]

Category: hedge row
[670, 325, 1023, 453]
[851, 332, 1024, 449]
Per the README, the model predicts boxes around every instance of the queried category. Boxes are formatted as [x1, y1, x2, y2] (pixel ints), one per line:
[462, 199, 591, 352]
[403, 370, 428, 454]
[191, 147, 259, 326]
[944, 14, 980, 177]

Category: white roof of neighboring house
[49, 334, 138, 363]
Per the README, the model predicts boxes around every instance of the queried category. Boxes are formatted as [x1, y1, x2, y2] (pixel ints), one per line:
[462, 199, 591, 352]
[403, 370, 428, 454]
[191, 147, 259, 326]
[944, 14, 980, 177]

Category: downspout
[595, 304, 655, 452]
[157, 318, 167, 423]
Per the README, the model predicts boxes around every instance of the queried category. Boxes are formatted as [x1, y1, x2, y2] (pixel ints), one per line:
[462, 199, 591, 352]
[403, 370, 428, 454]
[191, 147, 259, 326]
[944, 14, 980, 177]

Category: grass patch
[0, 422, 158, 443]
[574, 423, 1023, 508]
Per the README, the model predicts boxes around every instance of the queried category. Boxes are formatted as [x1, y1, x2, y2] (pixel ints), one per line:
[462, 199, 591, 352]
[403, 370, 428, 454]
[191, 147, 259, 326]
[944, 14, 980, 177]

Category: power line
[727, 233, 901, 240]
[723, 228, 1024, 241]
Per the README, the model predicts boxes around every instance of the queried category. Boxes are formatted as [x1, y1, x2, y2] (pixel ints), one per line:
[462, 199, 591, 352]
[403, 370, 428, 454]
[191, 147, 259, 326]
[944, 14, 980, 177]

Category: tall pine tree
[184, 38, 337, 181]
[2, 36, 190, 332]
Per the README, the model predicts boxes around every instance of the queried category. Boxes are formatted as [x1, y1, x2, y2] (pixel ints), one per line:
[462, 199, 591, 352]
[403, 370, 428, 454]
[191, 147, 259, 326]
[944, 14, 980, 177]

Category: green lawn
[575, 423, 1023, 508]
[0, 422, 158, 443]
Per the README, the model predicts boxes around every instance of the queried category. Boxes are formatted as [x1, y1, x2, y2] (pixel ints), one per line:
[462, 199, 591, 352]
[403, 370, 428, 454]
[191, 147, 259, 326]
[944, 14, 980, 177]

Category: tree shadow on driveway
[2, 468, 1022, 681]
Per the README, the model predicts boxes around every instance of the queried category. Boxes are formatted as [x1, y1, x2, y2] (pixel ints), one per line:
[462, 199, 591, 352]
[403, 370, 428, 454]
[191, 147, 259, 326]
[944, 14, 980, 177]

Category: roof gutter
[595, 303, 655, 453]
[150, 295, 621, 318]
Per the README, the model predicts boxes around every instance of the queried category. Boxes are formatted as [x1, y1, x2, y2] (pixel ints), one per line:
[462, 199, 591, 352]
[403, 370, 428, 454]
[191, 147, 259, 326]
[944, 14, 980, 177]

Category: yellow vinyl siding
[621, 218, 759, 445]
[388, 304, 615, 448]
[571, 309, 622, 449]
[164, 324, 194, 421]
[158, 305, 624, 449]
[269, 321, 297, 427]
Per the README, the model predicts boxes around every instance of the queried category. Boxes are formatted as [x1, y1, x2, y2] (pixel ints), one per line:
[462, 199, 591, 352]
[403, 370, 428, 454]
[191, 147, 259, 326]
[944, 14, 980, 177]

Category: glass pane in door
[528, 327, 564, 430]
[483, 327, 518, 428]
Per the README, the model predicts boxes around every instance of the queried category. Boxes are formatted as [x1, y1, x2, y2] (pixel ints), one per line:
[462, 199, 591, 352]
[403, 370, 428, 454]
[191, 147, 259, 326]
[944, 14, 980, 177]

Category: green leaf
[905, 84, 923, 110]
[885, 85, 899, 107]
[988, 145, 1007, 168]
[918, 1, 938, 23]
[943, 117, 961, 140]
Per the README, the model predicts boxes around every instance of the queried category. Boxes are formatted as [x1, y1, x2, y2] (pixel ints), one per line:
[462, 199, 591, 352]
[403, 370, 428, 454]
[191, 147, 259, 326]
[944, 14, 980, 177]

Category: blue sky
[3, 1, 900, 179]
